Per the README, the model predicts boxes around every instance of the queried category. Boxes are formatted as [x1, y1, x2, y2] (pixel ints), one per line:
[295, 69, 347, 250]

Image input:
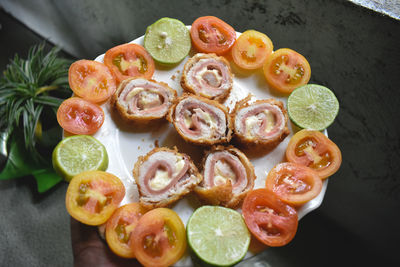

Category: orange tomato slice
[104, 43, 155, 83]
[263, 48, 311, 94]
[191, 16, 236, 55]
[68, 60, 117, 103]
[286, 129, 342, 179]
[105, 203, 147, 258]
[232, 30, 273, 70]
[132, 208, 186, 267]
[265, 162, 322, 206]
[65, 171, 125, 226]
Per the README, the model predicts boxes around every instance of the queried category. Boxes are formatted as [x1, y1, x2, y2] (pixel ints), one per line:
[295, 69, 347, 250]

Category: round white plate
[93, 30, 327, 265]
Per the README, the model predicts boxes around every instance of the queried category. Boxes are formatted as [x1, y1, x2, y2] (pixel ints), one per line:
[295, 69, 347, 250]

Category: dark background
[1, 0, 399, 266]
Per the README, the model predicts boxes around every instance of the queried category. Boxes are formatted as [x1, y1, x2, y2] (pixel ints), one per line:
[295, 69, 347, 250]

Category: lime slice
[288, 84, 339, 131]
[52, 135, 108, 182]
[187, 206, 250, 266]
[144, 17, 191, 65]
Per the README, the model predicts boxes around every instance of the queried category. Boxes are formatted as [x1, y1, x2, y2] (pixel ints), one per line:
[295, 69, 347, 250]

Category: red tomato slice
[286, 129, 342, 179]
[265, 162, 322, 206]
[263, 48, 311, 94]
[132, 208, 186, 267]
[242, 188, 298, 247]
[104, 43, 155, 83]
[57, 97, 104, 135]
[105, 203, 147, 258]
[65, 171, 125, 226]
[232, 30, 273, 70]
[191, 16, 236, 55]
[68, 60, 117, 103]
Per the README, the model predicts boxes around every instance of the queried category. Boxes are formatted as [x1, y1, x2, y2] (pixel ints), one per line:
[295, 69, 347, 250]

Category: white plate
[93, 31, 327, 265]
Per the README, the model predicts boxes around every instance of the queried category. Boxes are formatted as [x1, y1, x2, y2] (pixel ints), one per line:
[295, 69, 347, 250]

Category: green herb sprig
[0, 43, 72, 161]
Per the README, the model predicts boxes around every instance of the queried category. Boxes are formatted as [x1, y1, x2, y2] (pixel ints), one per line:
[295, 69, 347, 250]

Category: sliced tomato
[105, 203, 147, 258]
[242, 188, 298, 247]
[191, 16, 236, 55]
[132, 208, 186, 267]
[57, 97, 104, 135]
[104, 43, 155, 83]
[68, 60, 117, 103]
[232, 30, 273, 70]
[66, 171, 125, 226]
[263, 48, 311, 94]
[286, 130, 342, 179]
[265, 162, 322, 206]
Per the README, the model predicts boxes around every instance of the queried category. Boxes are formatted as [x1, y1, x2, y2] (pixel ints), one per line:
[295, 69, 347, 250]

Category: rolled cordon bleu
[195, 145, 255, 208]
[181, 53, 233, 102]
[111, 77, 176, 122]
[133, 147, 202, 208]
[232, 96, 290, 146]
[167, 94, 232, 145]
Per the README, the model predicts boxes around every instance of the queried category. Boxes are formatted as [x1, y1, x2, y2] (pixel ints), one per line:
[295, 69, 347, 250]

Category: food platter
[90, 29, 328, 264]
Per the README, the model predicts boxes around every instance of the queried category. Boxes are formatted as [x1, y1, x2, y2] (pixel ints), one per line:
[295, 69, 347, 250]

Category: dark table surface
[1, 0, 399, 266]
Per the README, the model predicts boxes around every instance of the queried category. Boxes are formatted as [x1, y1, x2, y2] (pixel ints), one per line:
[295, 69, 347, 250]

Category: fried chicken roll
[133, 147, 202, 209]
[111, 77, 176, 122]
[232, 96, 290, 146]
[195, 145, 255, 208]
[181, 53, 233, 102]
[167, 94, 232, 145]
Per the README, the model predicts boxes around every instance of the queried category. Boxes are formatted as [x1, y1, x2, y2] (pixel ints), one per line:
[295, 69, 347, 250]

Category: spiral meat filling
[181, 53, 233, 102]
[112, 78, 176, 121]
[195, 146, 255, 208]
[169, 95, 231, 145]
[133, 148, 202, 208]
[233, 98, 289, 146]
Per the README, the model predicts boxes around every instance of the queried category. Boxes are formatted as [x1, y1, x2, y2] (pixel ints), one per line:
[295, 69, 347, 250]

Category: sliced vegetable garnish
[232, 30, 273, 70]
[263, 48, 311, 94]
[242, 188, 298, 247]
[286, 129, 342, 179]
[132, 208, 186, 267]
[65, 170, 125, 225]
[68, 59, 117, 103]
[144, 17, 191, 65]
[104, 43, 155, 83]
[191, 16, 236, 55]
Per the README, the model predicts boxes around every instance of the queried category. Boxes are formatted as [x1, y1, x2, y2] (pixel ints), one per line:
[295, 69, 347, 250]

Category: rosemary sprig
[0, 43, 72, 162]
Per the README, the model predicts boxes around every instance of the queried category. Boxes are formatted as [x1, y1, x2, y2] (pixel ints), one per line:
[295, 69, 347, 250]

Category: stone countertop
[1, 0, 399, 266]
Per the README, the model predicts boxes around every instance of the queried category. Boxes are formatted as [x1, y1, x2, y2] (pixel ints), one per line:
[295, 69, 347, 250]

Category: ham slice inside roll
[170, 95, 231, 145]
[133, 148, 202, 208]
[113, 78, 176, 121]
[195, 146, 255, 208]
[181, 53, 233, 101]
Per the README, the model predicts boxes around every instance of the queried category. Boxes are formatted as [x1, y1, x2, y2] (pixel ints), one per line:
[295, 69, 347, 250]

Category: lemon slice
[288, 84, 339, 131]
[144, 17, 191, 65]
[187, 206, 250, 266]
[52, 135, 108, 182]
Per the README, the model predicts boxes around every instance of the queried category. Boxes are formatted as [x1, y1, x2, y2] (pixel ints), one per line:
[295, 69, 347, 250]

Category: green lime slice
[52, 135, 108, 182]
[288, 84, 339, 131]
[144, 17, 191, 65]
[187, 206, 250, 266]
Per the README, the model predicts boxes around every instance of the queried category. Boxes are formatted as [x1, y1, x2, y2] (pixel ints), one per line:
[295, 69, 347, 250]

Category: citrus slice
[52, 135, 108, 182]
[288, 84, 339, 130]
[187, 206, 250, 266]
[144, 17, 191, 65]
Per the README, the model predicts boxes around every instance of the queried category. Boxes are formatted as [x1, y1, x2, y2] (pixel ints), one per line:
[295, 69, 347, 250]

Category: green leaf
[32, 168, 62, 193]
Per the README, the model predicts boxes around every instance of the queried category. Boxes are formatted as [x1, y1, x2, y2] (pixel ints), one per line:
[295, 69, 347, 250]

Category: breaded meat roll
[111, 77, 176, 122]
[167, 94, 232, 145]
[195, 145, 255, 208]
[233, 96, 290, 146]
[181, 53, 233, 102]
[133, 147, 202, 209]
